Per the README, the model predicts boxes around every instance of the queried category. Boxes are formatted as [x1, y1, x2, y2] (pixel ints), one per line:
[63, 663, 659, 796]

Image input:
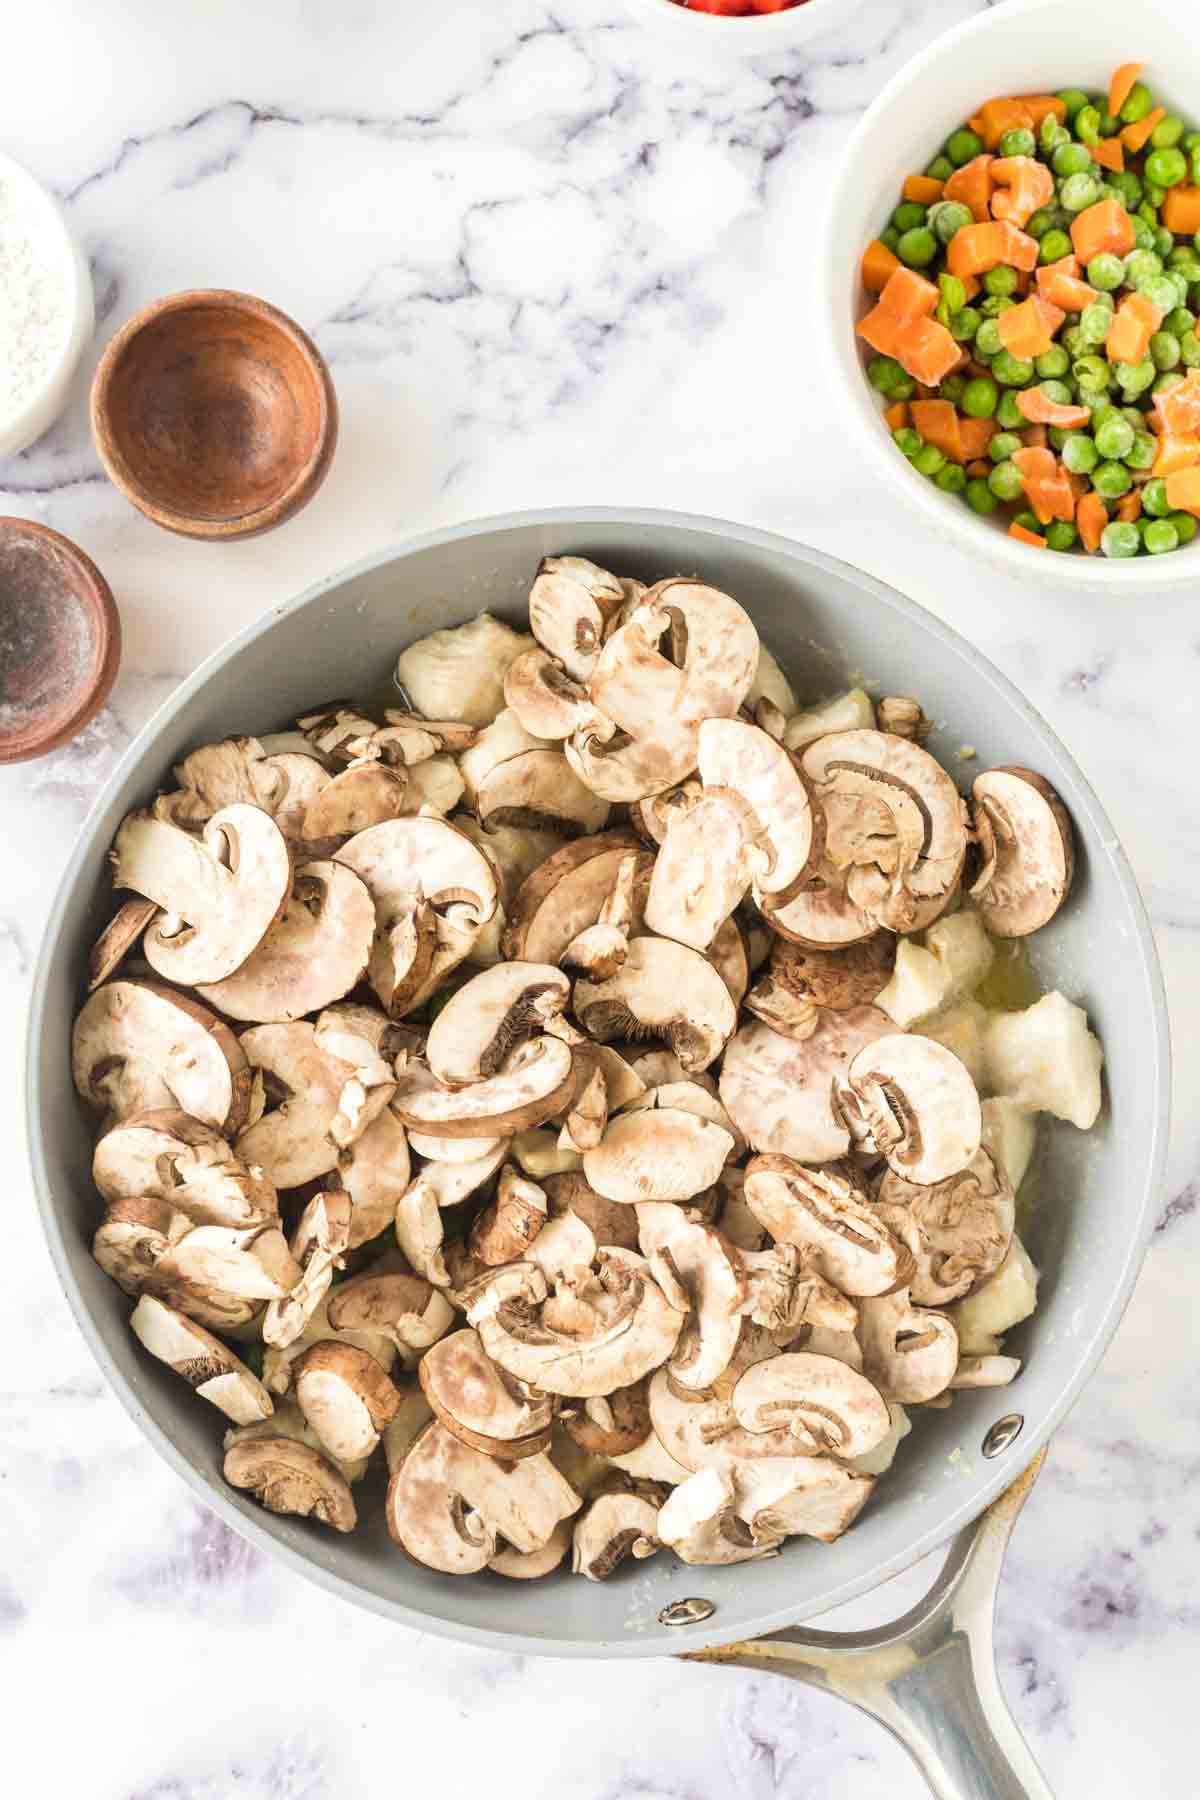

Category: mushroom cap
[476, 747, 611, 837]
[572, 1491, 660, 1580]
[501, 831, 649, 963]
[113, 803, 292, 986]
[876, 1147, 1014, 1305]
[72, 979, 251, 1132]
[224, 1434, 357, 1532]
[801, 730, 968, 934]
[528, 555, 625, 683]
[301, 762, 408, 843]
[418, 1328, 554, 1456]
[841, 1033, 982, 1186]
[93, 1109, 277, 1227]
[86, 897, 158, 992]
[583, 1109, 733, 1204]
[235, 1021, 355, 1189]
[858, 1290, 960, 1405]
[574, 936, 737, 1074]
[391, 1037, 576, 1138]
[970, 767, 1074, 938]
[730, 1352, 891, 1461]
[327, 1269, 455, 1355]
[426, 962, 570, 1088]
[698, 718, 821, 902]
[621, 1078, 744, 1157]
[719, 1010, 891, 1165]
[195, 861, 375, 1024]
[386, 1421, 580, 1572]
[636, 579, 760, 724]
[743, 1154, 914, 1299]
[476, 1248, 684, 1398]
[292, 1339, 402, 1462]
[636, 1204, 745, 1391]
[562, 1378, 651, 1456]
[544, 1170, 641, 1250]
[129, 1293, 274, 1426]
[758, 859, 876, 950]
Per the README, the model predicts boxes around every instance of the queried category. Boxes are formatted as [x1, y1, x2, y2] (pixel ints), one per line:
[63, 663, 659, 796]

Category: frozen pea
[1060, 172, 1102, 212]
[1141, 477, 1171, 518]
[950, 306, 982, 342]
[1086, 252, 1125, 291]
[1101, 520, 1142, 557]
[983, 265, 1020, 297]
[1039, 229, 1073, 264]
[988, 460, 1024, 502]
[1150, 114, 1184, 149]
[1181, 330, 1200, 367]
[1072, 354, 1111, 389]
[1092, 459, 1133, 499]
[1151, 330, 1182, 370]
[1126, 433, 1158, 471]
[1166, 306, 1197, 336]
[989, 431, 1023, 462]
[1025, 208, 1055, 240]
[1053, 141, 1093, 177]
[897, 227, 937, 268]
[1108, 170, 1143, 210]
[893, 428, 923, 458]
[1062, 433, 1099, 474]
[975, 319, 1004, 358]
[1125, 249, 1163, 286]
[912, 443, 947, 477]
[1119, 82, 1154, 126]
[991, 350, 1035, 387]
[961, 376, 999, 418]
[980, 295, 1017, 319]
[1094, 414, 1135, 459]
[946, 127, 984, 166]
[1035, 345, 1070, 378]
[935, 463, 968, 494]
[995, 390, 1025, 429]
[926, 154, 955, 182]
[999, 127, 1037, 157]
[1045, 520, 1078, 551]
[1139, 275, 1181, 313]
[966, 478, 997, 515]
[1079, 302, 1115, 347]
[893, 201, 927, 232]
[1146, 147, 1188, 189]
[1171, 512, 1199, 543]
[1057, 89, 1090, 120]
[938, 272, 967, 315]
[1039, 379, 1075, 407]
[929, 200, 974, 244]
[941, 373, 967, 403]
[1144, 518, 1180, 554]
[1115, 358, 1157, 399]
[1075, 105, 1102, 146]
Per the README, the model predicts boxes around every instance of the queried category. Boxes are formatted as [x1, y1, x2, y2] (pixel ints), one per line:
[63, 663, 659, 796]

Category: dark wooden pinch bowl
[90, 290, 337, 540]
[0, 518, 121, 763]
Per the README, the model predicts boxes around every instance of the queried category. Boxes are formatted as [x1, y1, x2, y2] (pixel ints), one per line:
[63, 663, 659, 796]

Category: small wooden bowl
[0, 519, 121, 763]
[90, 290, 338, 540]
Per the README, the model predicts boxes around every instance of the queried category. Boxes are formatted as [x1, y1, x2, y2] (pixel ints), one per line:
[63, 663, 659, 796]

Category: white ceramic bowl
[0, 151, 94, 460]
[625, 0, 859, 56]
[821, 0, 1199, 588]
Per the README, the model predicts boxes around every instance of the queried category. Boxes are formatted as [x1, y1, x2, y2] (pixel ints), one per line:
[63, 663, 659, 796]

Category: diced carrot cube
[1036, 255, 1096, 312]
[883, 401, 910, 431]
[944, 155, 995, 223]
[966, 458, 991, 478]
[977, 99, 1036, 149]
[997, 294, 1064, 361]
[1162, 187, 1200, 237]
[1165, 467, 1200, 514]
[947, 220, 1038, 278]
[862, 238, 902, 294]
[1152, 434, 1200, 477]
[903, 175, 944, 205]
[893, 316, 963, 386]
[1122, 107, 1166, 154]
[989, 156, 1054, 229]
[910, 399, 965, 462]
[959, 416, 998, 459]
[1016, 387, 1092, 428]
[856, 266, 939, 355]
[1155, 370, 1200, 435]
[1077, 490, 1108, 551]
[1090, 138, 1125, 173]
[1116, 490, 1143, 523]
[1011, 446, 1076, 522]
[1021, 424, 1049, 449]
[1070, 198, 1137, 264]
[1106, 292, 1164, 366]
[1108, 63, 1144, 120]
[1019, 95, 1068, 128]
[1009, 521, 1047, 547]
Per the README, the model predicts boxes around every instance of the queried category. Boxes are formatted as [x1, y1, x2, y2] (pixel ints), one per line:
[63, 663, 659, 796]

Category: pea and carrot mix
[858, 64, 1200, 557]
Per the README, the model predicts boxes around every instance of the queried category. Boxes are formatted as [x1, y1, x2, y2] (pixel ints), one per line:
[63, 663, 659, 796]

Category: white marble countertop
[3, 1, 1198, 1794]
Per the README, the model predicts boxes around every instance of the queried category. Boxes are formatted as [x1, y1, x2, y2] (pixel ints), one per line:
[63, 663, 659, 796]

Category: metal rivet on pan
[659, 1597, 716, 1627]
[982, 1413, 1025, 1458]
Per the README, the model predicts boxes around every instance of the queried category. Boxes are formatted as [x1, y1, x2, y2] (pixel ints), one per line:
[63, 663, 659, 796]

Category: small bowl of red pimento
[626, 0, 855, 52]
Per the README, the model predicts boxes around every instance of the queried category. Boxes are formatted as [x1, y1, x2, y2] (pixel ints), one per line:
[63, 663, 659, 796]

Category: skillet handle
[682, 1451, 1052, 1800]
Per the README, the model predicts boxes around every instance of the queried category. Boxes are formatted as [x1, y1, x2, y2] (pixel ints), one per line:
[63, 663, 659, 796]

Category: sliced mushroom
[72, 979, 251, 1132]
[876, 1147, 1014, 1306]
[299, 761, 408, 844]
[561, 852, 637, 979]
[194, 862, 375, 1024]
[386, 1420, 580, 1573]
[469, 1164, 549, 1264]
[597, 580, 759, 734]
[262, 1192, 353, 1349]
[292, 1339, 402, 1462]
[743, 1155, 913, 1298]
[621, 1079, 743, 1155]
[735, 1457, 875, 1546]
[401, 755, 466, 817]
[418, 1328, 554, 1457]
[859, 1289, 959, 1405]
[86, 898, 158, 991]
[94, 1204, 300, 1333]
[839, 1033, 981, 1186]
[93, 1110, 276, 1227]
[382, 711, 480, 755]
[111, 803, 292, 986]
[327, 1269, 455, 1358]
[643, 794, 767, 953]
[528, 555, 625, 682]
[629, 778, 703, 849]
[562, 1378, 651, 1456]
[719, 1009, 891, 1164]
[655, 1466, 777, 1565]
[557, 1060, 609, 1154]
[477, 747, 611, 837]
[501, 831, 649, 963]
[575, 937, 736, 1075]
[637, 1204, 745, 1390]
[451, 815, 563, 966]
[335, 816, 497, 1016]
[129, 1294, 274, 1425]
[698, 718, 822, 904]
[543, 1171, 641, 1251]
[572, 1490, 660, 1580]
[334, 1101, 413, 1248]
[950, 1354, 1022, 1390]
[583, 1109, 733, 1204]
[730, 1352, 890, 1461]
[782, 688, 875, 754]
[737, 1244, 859, 1337]
[236, 1022, 356, 1189]
[511, 1129, 582, 1180]
[759, 858, 877, 950]
[877, 696, 930, 741]
[747, 644, 797, 718]
[391, 1037, 575, 1138]
[802, 730, 968, 934]
[970, 768, 1074, 938]
[393, 613, 534, 728]
[503, 646, 597, 741]
[426, 963, 570, 1088]
[490, 1521, 574, 1579]
[744, 934, 895, 1042]
[475, 1248, 683, 1398]
[224, 1432, 357, 1531]
[159, 735, 290, 827]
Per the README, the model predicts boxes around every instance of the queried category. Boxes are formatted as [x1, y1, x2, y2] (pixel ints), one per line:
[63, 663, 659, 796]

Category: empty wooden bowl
[90, 290, 337, 540]
[0, 518, 121, 762]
